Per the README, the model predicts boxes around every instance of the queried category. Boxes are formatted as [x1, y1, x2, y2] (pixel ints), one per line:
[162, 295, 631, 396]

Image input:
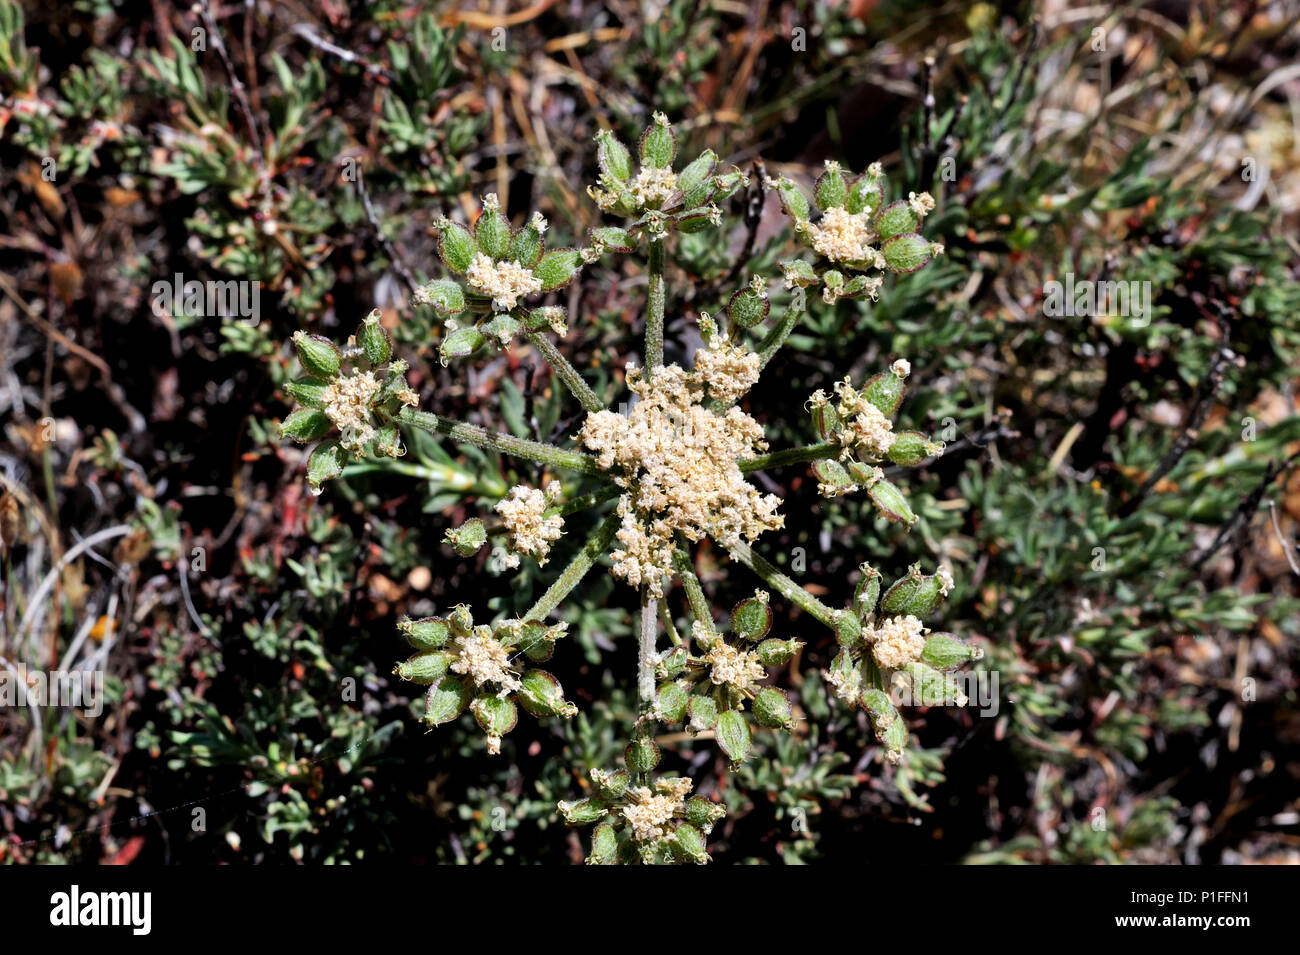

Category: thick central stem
[638, 589, 657, 709]
[645, 240, 665, 374]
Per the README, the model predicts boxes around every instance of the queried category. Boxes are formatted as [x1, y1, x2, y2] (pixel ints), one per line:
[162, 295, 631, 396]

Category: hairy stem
[526, 330, 604, 414]
[396, 406, 605, 477]
[740, 441, 838, 473]
[756, 299, 806, 370]
[524, 510, 620, 621]
[727, 540, 840, 629]
[638, 590, 657, 709]
[645, 240, 665, 374]
[671, 542, 715, 631]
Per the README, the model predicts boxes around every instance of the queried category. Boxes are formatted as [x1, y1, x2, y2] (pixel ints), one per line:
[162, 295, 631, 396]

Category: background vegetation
[1, 0, 1298, 864]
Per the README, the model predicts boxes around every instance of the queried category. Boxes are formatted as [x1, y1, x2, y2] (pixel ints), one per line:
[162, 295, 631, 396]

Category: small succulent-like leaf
[770, 178, 810, 221]
[595, 129, 633, 183]
[863, 368, 906, 416]
[306, 440, 347, 490]
[812, 457, 856, 494]
[853, 564, 882, 621]
[881, 232, 932, 273]
[589, 226, 636, 253]
[755, 637, 802, 666]
[730, 594, 772, 641]
[685, 796, 727, 832]
[868, 479, 916, 524]
[715, 709, 752, 762]
[435, 220, 475, 274]
[534, 249, 583, 291]
[423, 676, 470, 726]
[473, 694, 519, 737]
[887, 430, 937, 466]
[847, 175, 883, 215]
[399, 616, 451, 650]
[395, 650, 452, 685]
[898, 663, 968, 706]
[587, 822, 619, 863]
[280, 408, 332, 443]
[678, 149, 718, 195]
[509, 220, 545, 268]
[833, 611, 862, 648]
[443, 517, 487, 557]
[558, 797, 608, 826]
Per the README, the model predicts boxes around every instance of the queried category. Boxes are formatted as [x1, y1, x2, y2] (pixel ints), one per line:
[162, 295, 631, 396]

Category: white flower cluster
[704, 641, 767, 691]
[808, 205, 881, 265]
[868, 614, 927, 670]
[621, 777, 692, 842]
[449, 629, 522, 695]
[466, 252, 543, 312]
[494, 481, 565, 568]
[321, 370, 380, 452]
[578, 356, 783, 597]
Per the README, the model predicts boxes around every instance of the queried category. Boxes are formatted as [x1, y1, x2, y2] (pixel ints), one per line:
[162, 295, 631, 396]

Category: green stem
[671, 542, 715, 631]
[396, 406, 605, 477]
[740, 441, 838, 473]
[524, 511, 620, 621]
[525, 330, 603, 413]
[727, 540, 840, 629]
[756, 299, 806, 370]
[657, 598, 683, 647]
[341, 460, 508, 497]
[645, 240, 665, 374]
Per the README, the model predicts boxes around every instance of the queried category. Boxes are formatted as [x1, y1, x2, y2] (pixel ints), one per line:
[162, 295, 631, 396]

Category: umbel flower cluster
[278, 113, 982, 863]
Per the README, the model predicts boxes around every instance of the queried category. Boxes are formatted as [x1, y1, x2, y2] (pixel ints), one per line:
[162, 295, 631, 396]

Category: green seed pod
[654, 681, 689, 723]
[898, 662, 969, 707]
[811, 401, 843, 441]
[444, 518, 487, 557]
[423, 676, 470, 726]
[435, 219, 476, 274]
[814, 163, 848, 209]
[920, 634, 979, 671]
[868, 479, 916, 525]
[727, 284, 769, 329]
[752, 687, 795, 729]
[440, 326, 487, 362]
[874, 200, 919, 241]
[863, 367, 906, 416]
[624, 737, 660, 773]
[474, 206, 512, 259]
[755, 637, 802, 666]
[730, 593, 772, 641]
[399, 616, 451, 650]
[395, 650, 452, 685]
[715, 709, 752, 763]
[523, 305, 568, 333]
[686, 694, 718, 733]
[534, 249, 583, 292]
[414, 278, 466, 315]
[306, 441, 347, 490]
[669, 824, 709, 864]
[860, 688, 897, 728]
[711, 168, 748, 203]
[588, 226, 636, 254]
[557, 797, 608, 826]
[847, 174, 883, 215]
[279, 408, 332, 443]
[291, 332, 341, 379]
[283, 377, 329, 408]
[828, 649, 861, 706]
[509, 217, 546, 268]
[473, 694, 518, 739]
[853, 563, 882, 621]
[685, 796, 727, 833]
[675, 205, 720, 233]
[592, 769, 630, 801]
[359, 309, 392, 366]
[518, 669, 578, 718]
[481, 314, 520, 348]
[833, 611, 862, 648]
[587, 821, 619, 864]
[372, 422, 403, 458]
[678, 149, 718, 197]
[594, 128, 633, 183]
[449, 604, 474, 638]
[639, 113, 676, 168]
[780, 258, 819, 289]
[812, 458, 856, 495]
[659, 644, 688, 678]
[887, 430, 939, 466]
[880, 563, 946, 617]
[881, 232, 932, 274]
[770, 177, 810, 221]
